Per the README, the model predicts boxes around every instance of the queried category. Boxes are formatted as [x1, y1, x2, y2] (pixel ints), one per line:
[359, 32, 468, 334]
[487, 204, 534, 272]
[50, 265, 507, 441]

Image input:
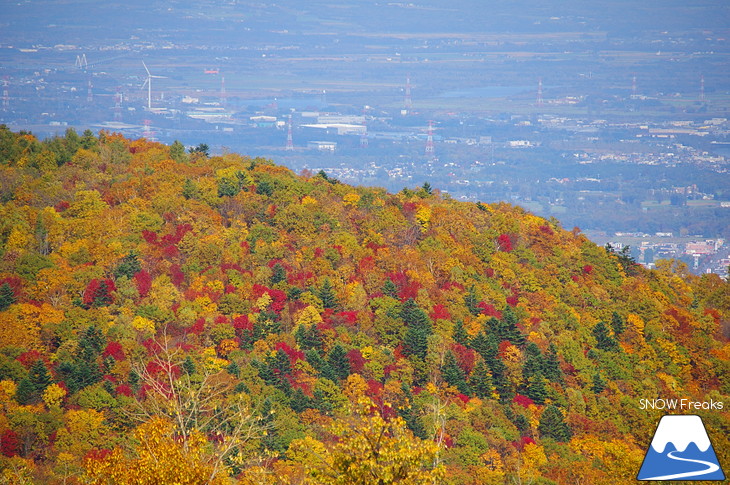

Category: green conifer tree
[543, 343, 563, 383]
[464, 286, 481, 316]
[0, 283, 16, 311]
[327, 344, 350, 381]
[525, 375, 548, 405]
[318, 279, 339, 310]
[452, 319, 470, 346]
[592, 372, 606, 394]
[270, 263, 287, 285]
[28, 359, 52, 394]
[500, 307, 525, 346]
[382, 278, 398, 299]
[522, 343, 545, 381]
[403, 324, 430, 360]
[442, 351, 470, 395]
[15, 378, 36, 405]
[538, 405, 572, 442]
[592, 321, 619, 351]
[400, 298, 429, 327]
[290, 387, 314, 413]
[470, 360, 494, 399]
[113, 251, 141, 279]
[259, 397, 285, 455]
[611, 312, 625, 336]
[399, 383, 428, 439]
[182, 356, 196, 375]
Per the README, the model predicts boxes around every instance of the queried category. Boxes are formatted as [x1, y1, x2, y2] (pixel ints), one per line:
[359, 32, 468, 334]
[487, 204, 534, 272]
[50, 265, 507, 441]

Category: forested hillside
[0, 126, 728, 484]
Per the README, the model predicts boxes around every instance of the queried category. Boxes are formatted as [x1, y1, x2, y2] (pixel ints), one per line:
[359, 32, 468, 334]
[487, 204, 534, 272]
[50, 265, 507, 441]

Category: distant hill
[0, 125, 728, 484]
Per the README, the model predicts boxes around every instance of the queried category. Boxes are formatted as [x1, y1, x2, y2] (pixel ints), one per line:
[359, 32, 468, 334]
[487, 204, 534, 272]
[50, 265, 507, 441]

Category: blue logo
[637, 415, 726, 481]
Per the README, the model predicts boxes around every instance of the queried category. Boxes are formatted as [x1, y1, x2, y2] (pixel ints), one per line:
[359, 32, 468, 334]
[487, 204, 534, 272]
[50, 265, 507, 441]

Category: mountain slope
[0, 126, 728, 484]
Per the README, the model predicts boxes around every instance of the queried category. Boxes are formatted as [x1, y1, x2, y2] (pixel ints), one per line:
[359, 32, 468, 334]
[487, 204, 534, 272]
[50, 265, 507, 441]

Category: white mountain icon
[638, 414, 725, 481]
[650, 415, 711, 453]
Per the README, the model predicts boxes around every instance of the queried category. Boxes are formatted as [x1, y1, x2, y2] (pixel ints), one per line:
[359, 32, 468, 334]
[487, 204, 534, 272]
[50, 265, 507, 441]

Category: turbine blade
[142, 61, 151, 76]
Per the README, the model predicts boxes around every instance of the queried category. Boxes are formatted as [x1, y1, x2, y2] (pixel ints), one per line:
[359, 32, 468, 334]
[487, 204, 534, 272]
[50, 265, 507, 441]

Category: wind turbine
[142, 61, 166, 110]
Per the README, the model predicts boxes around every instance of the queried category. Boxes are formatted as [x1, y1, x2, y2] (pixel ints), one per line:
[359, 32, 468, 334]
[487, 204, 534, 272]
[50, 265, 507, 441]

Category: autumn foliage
[0, 126, 728, 484]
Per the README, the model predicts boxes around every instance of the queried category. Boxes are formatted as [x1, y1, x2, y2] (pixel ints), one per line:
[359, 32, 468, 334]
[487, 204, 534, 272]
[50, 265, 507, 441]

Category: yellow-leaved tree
[83, 416, 223, 485]
[288, 395, 445, 484]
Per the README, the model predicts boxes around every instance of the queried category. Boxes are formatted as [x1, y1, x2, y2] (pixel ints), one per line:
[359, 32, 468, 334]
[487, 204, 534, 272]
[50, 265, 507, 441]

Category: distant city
[1, 0, 728, 277]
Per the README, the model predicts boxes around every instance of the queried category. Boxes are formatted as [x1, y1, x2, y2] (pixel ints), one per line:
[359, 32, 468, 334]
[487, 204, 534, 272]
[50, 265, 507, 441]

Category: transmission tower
[632, 75, 637, 97]
[87, 76, 93, 103]
[286, 115, 294, 150]
[425, 120, 435, 157]
[2, 77, 9, 110]
[404, 74, 413, 113]
[143, 119, 154, 140]
[536, 78, 544, 107]
[114, 87, 123, 121]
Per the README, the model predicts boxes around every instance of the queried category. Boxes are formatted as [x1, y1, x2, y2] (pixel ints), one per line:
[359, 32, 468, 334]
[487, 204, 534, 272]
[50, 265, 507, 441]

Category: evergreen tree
[485, 317, 500, 335]
[295, 324, 308, 349]
[470, 332, 488, 357]
[538, 405, 572, 442]
[182, 356, 196, 375]
[382, 278, 398, 299]
[327, 344, 350, 381]
[255, 359, 277, 387]
[15, 359, 53, 404]
[80, 129, 98, 150]
[15, 378, 36, 405]
[522, 343, 545, 381]
[169, 140, 187, 162]
[525, 375, 548, 405]
[470, 360, 494, 399]
[217, 177, 240, 197]
[226, 361, 239, 377]
[78, 325, 105, 362]
[400, 298, 429, 327]
[290, 388, 314, 413]
[259, 397, 285, 455]
[113, 251, 141, 279]
[471, 332, 495, 362]
[514, 414, 530, 436]
[403, 324, 430, 360]
[256, 180, 273, 196]
[401, 298, 432, 360]
[307, 350, 336, 382]
[399, 384, 428, 439]
[592, 321, 619, 352]
[318, 279, 339, 310]
[296, 324, 324, 351]
[442, 351, 470, 395]
[452, 319, 470, 346]
[28, 359, 52, 394]
[91, 280, 113, 307]
[270, 263, 287, 285]
[189, 143, 209, 157]
[543, 343, 563, 383]
[592, 372, 606, 394]
[492, 366, 513, 402]
[129, 369, 140, 392]
[0, 283, 16, 311]
[500, 307, 525, 346]
[269, 349, 292, 380]
[611, 312, 625, 336]
[464, 286, 481, 316]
